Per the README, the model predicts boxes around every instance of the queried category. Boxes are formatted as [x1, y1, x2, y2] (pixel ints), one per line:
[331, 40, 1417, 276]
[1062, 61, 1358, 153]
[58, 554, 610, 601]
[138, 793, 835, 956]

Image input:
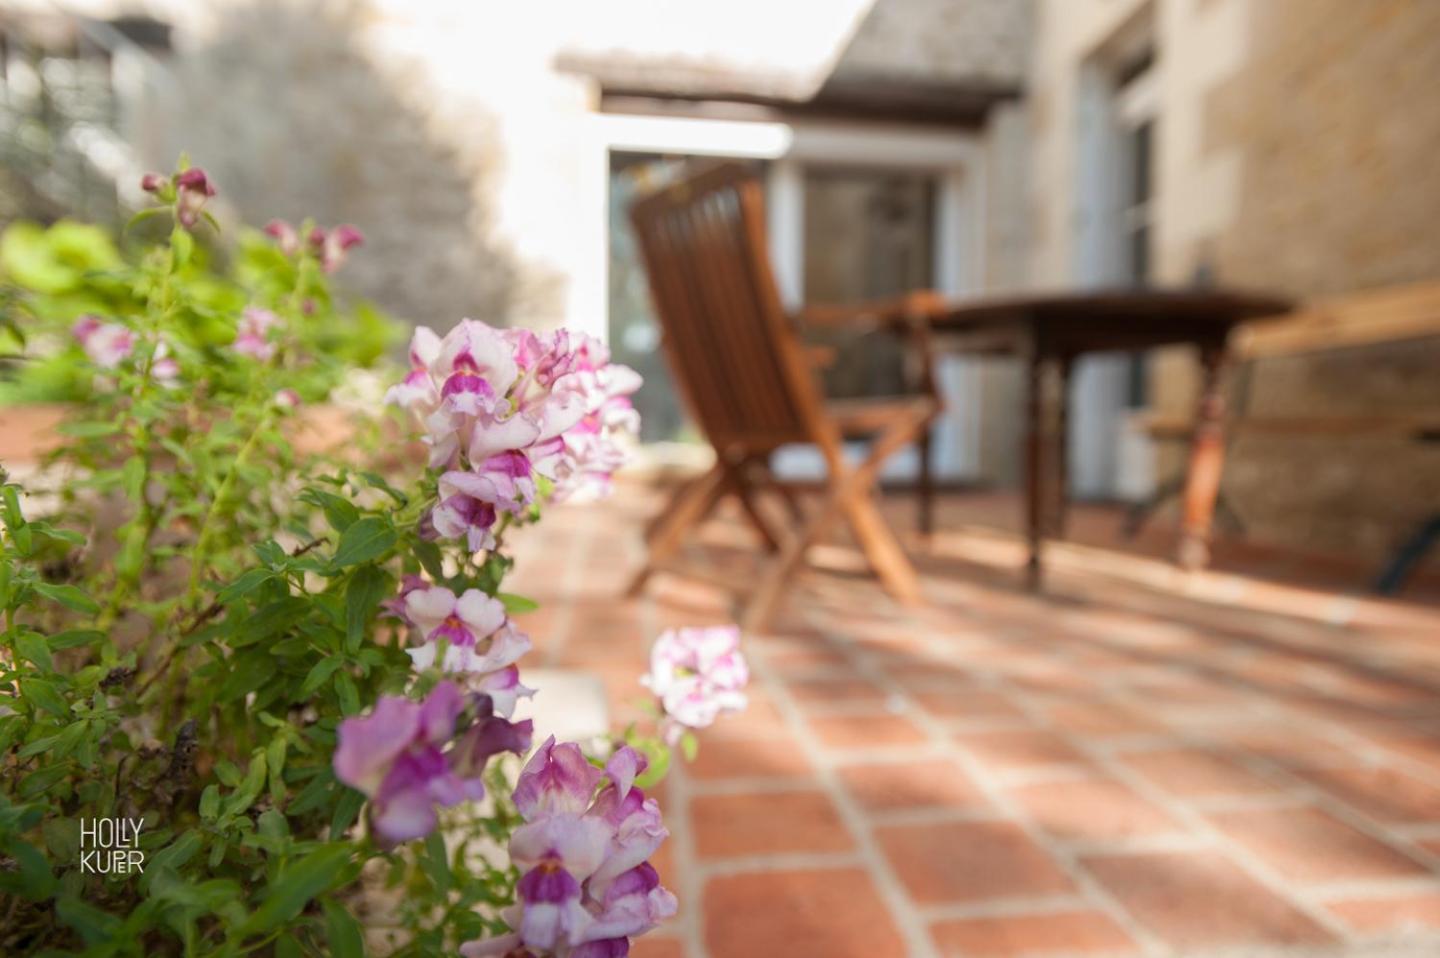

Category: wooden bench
[1128, 280, 1440, 591]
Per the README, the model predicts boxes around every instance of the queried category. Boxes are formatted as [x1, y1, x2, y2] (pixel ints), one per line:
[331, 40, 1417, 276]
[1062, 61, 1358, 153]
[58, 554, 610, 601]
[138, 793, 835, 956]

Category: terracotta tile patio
[507, 479, 1440, 958]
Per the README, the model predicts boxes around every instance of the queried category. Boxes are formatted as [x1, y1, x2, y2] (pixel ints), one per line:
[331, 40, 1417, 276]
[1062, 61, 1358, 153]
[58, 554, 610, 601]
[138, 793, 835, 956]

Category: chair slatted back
[629, 162, 834, 455]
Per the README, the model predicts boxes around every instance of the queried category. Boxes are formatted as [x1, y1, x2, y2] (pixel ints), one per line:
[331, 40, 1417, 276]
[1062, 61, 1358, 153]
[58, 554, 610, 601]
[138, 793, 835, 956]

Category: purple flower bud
[140, 172, 166, 193]
[264, 219, 301, 256]
[310, 223, 366, 273]
[174, 167, 217, 228]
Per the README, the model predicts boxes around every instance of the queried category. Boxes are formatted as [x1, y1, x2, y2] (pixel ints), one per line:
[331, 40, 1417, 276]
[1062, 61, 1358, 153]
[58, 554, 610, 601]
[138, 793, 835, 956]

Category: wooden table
[926, 288, 1292, 589]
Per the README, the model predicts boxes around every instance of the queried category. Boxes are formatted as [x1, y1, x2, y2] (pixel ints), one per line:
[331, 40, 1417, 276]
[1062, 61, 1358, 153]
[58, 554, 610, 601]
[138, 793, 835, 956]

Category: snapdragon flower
[73, 315, 134, 369]
[333, 681, 532, 846]
[311, 224, 365, 273]
[139, 166, 217, 230]
[263, 219, 302, 256]
[463, 739, 676, 957]
[175, 169, 217, 228]
[386, 320, 643, 556]
[403, 586, 532, 699]
[642, 626, 749, 744]
[547, 336, 641, 503]
[233, 306, 280, 361]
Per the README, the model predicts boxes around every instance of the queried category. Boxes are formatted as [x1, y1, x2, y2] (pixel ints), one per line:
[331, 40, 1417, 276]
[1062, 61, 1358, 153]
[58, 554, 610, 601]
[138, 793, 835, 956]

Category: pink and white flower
[310, 224, 364, 273]
[263, 219, 302, 256]
[333, 681, 531, 846]
[402, 585, 533, 701]
[73, 315, 134, 369]
[642, 626, 749, 743]
[465, 740, 675, 956]
[233, 306, 280, 361]
[174, 168, 217, 229]
[388, 319, 643, 554]
[150, 340, 181, 386]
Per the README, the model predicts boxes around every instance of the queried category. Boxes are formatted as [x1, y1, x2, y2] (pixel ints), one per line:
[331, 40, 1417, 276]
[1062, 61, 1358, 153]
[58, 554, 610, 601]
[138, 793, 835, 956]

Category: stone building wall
[1025, 0, 1440, 564]
[1178, 0, 1440, 561]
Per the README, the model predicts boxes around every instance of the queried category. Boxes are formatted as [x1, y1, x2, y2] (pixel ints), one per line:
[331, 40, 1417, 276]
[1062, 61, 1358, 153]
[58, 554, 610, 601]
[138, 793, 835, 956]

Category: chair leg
[741, 491, 842, 632]
[627, 464, 727, 597]
[726, 463, 783, 553]
[917, 428, 934, 537]
[842, 485, 923, 605]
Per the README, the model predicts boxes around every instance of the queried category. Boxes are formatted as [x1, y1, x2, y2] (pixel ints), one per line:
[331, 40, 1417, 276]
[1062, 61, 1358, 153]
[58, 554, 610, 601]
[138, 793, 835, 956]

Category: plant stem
[185, 403, 276, 606]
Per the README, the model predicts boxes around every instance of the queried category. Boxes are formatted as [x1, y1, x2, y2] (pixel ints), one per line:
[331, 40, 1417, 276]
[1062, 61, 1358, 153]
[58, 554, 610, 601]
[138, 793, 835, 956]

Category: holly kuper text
[79, 817, 145, 874]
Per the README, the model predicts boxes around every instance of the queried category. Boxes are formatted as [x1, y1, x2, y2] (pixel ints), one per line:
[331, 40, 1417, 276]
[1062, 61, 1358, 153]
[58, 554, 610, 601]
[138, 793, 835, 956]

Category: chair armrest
[793, 289, 950, 332]
[804, 344, 840, 369]
[794, 290, 945, 399]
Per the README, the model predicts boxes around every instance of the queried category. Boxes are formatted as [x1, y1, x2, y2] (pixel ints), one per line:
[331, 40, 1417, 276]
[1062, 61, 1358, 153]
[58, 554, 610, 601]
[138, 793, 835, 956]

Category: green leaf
[217, 651, 276, 702]
[27, 521, 85, 545]
[217, 568, 274, 604]
[413, 539, 445, 580]
[302, 488, 361, 534]
[329, 787, 366, 840]
[238, 844, 353, 934]
[146, 832, 204, 882]
[267, 735, 289, 804]
[357, 470, 407, 506]
[14, 631, 53, 671]
[680, 731, 699, 762]
[344, 566, 390, 653]
[329, 517, 395, 569]
[124, 207, 168, 232]
[56, 419, 122, 438]
[171, 226, 194, 269]
[56, 896, 120, 944]
[0, 839, 56, 899]
[222, 751, 267, 818]
[422, 830, 451, 893]
[19, 678, 68, 717]
[498, 592, 539, 614]
[335, 671, 359, 715]
[300, 655, 343, 697]
[33, 582, 100, 615]
[49, 629, 104, 650]
[323, 899, 366, 958]
[18, 762, 71, 798]
[199, 784, 220, 821]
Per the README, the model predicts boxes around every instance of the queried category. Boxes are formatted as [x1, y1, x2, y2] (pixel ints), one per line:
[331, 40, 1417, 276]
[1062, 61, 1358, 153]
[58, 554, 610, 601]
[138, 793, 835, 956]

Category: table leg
[1023, 347, 1045, 590]
[1051, 356, 1072, 538]
[1178, 343, 1227, 570]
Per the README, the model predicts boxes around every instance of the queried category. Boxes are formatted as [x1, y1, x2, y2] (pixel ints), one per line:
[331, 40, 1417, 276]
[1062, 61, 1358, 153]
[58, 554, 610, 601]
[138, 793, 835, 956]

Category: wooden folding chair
[625, 161, 945, 631]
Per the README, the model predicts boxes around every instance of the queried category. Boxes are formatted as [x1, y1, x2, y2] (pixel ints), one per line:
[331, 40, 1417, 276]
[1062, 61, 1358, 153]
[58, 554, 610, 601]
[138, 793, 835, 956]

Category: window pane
[802, 168, 935, 398]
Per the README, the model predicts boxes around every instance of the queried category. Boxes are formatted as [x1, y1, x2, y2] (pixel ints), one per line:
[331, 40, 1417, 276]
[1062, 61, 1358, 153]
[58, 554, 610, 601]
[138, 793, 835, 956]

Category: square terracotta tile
[704, 868, 905, 958]
[954, 727, 1088, 773]
[930, 910, 1139, 957]
[689, 736, 815, 782]
[880, 660, 982, 691]
[837, 759, 991, 814]
[1294, 764, 1440, 824]
[1083, 850, 1334, 949]
[806, 711, 930, 750]
[1326, 892, 1440, 933]
[1208, 805, 1430, 884]
[1201, 720, 1349, 768]
[1044, 699, 1166, 738]
[912, 689, 1027, 721]
[629, 935, 687, 958]
[692, 790, 853, 859]
[877, 821, 1075, 904]
[1120, 748, 1281, 800]
[1007, 776, 1189, 844]
[703, 690, 788, 741]
[785, 675, 889, 709]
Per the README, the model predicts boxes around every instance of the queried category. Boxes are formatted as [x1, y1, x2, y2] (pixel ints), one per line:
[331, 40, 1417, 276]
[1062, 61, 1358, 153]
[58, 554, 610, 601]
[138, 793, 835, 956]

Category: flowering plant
[0, 160, 733, 958]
